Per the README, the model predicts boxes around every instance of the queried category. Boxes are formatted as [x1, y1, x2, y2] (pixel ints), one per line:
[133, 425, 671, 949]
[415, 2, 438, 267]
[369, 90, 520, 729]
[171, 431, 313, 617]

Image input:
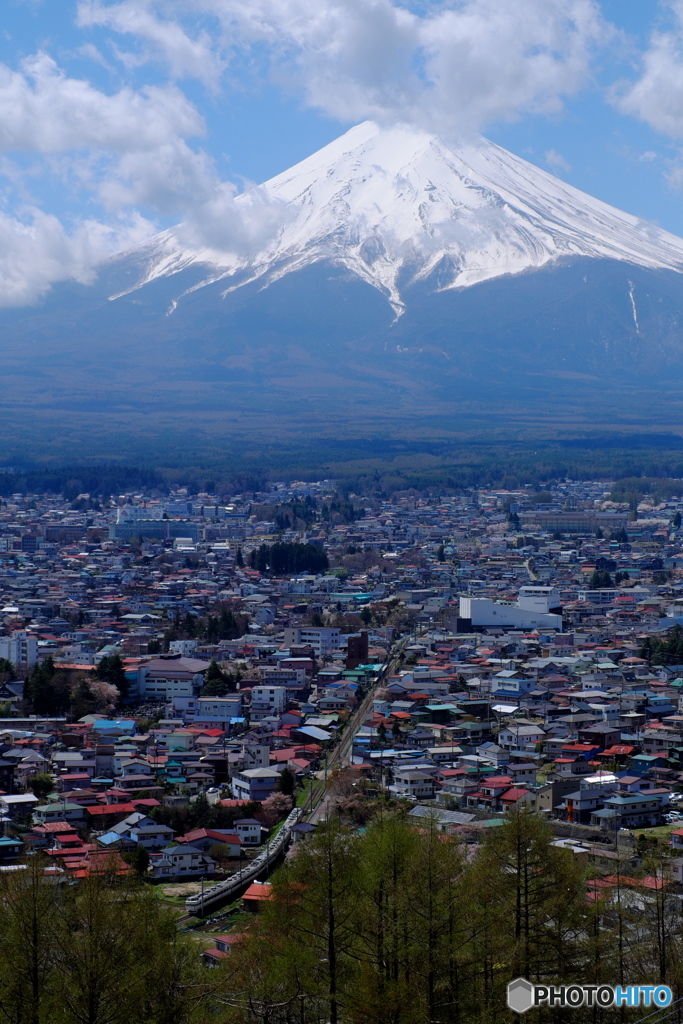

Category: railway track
[184, 635, 407, 916]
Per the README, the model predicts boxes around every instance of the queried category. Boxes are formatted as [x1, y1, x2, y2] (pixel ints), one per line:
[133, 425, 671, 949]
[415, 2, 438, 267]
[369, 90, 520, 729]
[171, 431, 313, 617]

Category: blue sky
[4, 0, 683, 305]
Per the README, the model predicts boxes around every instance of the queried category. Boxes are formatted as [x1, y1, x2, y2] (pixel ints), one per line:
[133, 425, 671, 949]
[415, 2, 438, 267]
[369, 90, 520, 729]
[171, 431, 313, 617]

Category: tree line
[249, 543, 329, 575]
[162, 606, 247, 647]
[217, 810, 683, 1023]
[640, 624, 683, 666]
[0, 863, 211, 1024]
[23, 654, 129, 717]
[3, 810, 683, 1023]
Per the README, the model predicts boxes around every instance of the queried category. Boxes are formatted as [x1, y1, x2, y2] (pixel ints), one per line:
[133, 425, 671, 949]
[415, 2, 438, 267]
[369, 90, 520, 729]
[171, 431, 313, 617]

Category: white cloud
[216, 0, 608, 136]
[667, 163, 683, 191]
[78, 0, 610, 136]
[0, 51, 203, 152]
[171, 184, 290, 255]
[545, 149, 571, 172]
[98, 139, 218, 213]
[77, 0, 224, 87]
[94, 137, 288, 255]
[0, 206, 154, 306]
[613, 1, 683, 140]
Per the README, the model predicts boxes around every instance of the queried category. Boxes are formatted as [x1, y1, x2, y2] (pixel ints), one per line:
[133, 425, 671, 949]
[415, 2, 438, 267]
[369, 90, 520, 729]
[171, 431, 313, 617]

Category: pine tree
[0, 857, 60, 1024]
[96, 654, 128, 702]
[201, 659, 231, 700]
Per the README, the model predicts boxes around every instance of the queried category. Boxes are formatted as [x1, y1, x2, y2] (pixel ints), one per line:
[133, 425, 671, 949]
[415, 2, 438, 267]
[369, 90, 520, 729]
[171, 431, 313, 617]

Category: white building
[459, 588, 562, 630]
[283, 627, 341, 656]
[166, 694, 243, 726]
[231, 767, 281, 802]
[0, 631, 38, 670]
[250, 685, 287, 722]
[242, 744, 271, 769]
[137, 655, 209, 700]
[169, 640, 198, 656]
[116, 504, 164, 522]
[517, 586, 562, 614]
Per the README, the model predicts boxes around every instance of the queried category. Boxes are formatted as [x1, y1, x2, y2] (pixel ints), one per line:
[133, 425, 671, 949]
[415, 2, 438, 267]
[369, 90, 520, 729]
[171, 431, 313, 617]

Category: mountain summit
[3, 122, 683, 456]
[122, 121, 683, 315]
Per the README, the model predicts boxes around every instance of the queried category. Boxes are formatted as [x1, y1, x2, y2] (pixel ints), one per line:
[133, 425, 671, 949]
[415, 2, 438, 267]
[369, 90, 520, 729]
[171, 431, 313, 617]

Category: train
[185, 806, 303, 915]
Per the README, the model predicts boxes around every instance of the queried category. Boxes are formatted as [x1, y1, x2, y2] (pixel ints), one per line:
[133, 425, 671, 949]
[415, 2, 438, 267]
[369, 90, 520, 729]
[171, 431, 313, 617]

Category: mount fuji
[4, 120, 683, 455]
[125, 120, 683, 313]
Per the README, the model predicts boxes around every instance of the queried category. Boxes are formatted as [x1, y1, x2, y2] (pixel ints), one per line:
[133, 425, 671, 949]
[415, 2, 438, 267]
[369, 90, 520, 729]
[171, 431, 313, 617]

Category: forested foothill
[6, 435, 683, 503]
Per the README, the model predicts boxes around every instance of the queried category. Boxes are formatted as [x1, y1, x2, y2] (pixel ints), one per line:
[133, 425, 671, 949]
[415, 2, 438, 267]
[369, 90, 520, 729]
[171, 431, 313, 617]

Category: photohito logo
[507, 978, 673, 1013]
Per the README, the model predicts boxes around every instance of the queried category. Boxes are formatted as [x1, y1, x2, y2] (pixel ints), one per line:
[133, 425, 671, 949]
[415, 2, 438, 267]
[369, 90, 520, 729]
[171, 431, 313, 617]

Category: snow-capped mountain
[3, 120, 683, 456]
[118, 120, 683, 314]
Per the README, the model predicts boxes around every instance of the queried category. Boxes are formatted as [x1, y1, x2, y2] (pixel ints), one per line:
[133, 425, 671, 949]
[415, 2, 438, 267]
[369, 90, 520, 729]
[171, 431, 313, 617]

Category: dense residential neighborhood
[5, 476, 683, 1010]
[2, 477, 683, 847]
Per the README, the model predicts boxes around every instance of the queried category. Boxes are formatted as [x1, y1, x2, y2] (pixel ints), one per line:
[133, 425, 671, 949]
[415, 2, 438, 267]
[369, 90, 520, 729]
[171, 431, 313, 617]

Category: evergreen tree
[249, 542, 328, 576]
[278, 767, 296, 797]
[70, 680, 99, 721]
[0, 857, 60, 1024]
[590, 569, 613, 589]
[201, 660, 238, 697]
[24, 658, 62, 716]
[29, 774, 53, 802]
[95, 655, 128, 702]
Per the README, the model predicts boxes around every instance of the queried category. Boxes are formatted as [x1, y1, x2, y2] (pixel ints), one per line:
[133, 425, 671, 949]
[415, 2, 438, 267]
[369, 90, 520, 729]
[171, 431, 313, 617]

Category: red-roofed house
[202, 934, 245, 966]
[177, 829, 241, 856]
[243, 882, 272, 912]
[86, 803, 136, 827]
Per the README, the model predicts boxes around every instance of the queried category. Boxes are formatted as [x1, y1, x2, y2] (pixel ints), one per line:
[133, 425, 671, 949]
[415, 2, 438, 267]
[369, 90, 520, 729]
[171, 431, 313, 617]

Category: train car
[185, 807, 303, 915]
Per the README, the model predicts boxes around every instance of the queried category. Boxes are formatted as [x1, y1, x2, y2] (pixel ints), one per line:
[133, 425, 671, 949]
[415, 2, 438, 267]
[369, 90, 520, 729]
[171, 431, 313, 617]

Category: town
[3, 476, 683, 993]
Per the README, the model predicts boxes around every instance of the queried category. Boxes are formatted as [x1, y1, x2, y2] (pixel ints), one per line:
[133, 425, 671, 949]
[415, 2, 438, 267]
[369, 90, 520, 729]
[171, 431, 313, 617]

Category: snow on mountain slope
[114, 121, 683, 312]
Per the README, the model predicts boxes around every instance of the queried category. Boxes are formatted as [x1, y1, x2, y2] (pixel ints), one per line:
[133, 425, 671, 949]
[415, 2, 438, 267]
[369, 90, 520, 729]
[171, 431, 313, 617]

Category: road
[524, 557, 539, 581]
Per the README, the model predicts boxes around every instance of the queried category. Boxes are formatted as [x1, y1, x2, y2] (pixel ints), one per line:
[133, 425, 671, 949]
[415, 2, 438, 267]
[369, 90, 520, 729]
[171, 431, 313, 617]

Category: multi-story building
[249, 685, 287, 722]
[137, 655, 209, 700]
[283, 627, 341, 656]
[0, 630, 38, 670]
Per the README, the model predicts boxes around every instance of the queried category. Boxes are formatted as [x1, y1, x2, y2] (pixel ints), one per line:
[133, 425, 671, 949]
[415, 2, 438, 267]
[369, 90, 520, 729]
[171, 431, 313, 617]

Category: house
[202, 934, 245, 966]
[578, 724, 623, 750]
[290, 822, 317, 842]
[497, 724, 545, 751]
[243, 881, 273, 912]
[562, 788, 607, 825]
[129, 824, 177, 850]
[506, 763, 538, 786]
[33, 802, 84, 825]
[389, 770, 435, 801]
[176, 828, 241, 857]
[0, 793, 39, 818]
[86, 803, 137, 828]
[0, 835, 22, 861]
[137, 655, 210, 700]
[148, 844, 215, 879]
[591, 793, 666, 830]
[437, 773, 480, 806]
[233, 818, 263, 845]
[500, 787, 532, 810]
[231, 767, 281, 802]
